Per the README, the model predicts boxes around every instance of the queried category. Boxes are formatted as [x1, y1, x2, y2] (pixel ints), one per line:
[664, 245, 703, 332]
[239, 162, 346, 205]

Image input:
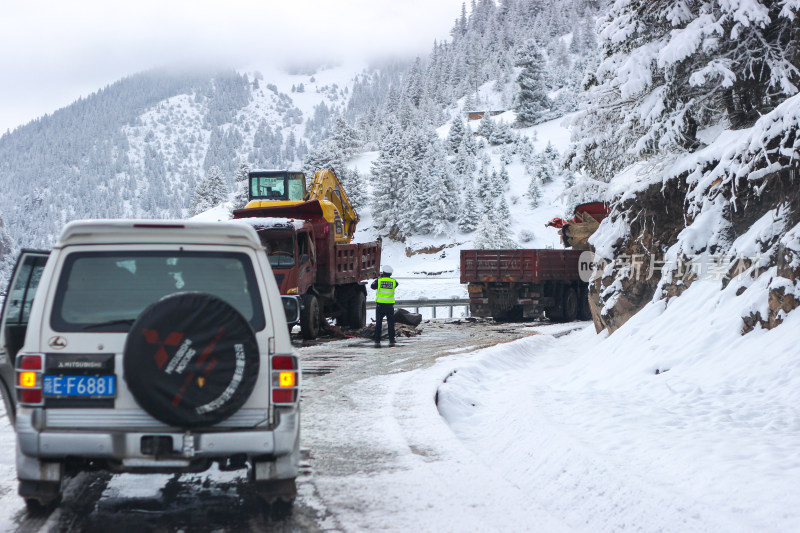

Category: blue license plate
[43, 375, 116, 398]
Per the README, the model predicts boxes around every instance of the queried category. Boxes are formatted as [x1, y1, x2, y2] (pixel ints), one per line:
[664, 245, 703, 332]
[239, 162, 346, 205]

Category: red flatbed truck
[461, 249, 590, 321]
[460, 202, 608, 322]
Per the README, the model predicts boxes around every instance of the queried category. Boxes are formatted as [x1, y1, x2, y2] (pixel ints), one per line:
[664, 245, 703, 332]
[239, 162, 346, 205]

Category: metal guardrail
[367, 298, 471, 318]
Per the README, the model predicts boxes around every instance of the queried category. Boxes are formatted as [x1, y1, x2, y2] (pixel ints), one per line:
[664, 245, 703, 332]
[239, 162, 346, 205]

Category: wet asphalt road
[10, 320, 542, 532]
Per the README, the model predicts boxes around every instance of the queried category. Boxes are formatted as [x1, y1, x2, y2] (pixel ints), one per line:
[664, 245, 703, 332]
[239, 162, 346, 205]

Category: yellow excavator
[234, 168, 380, 339]
[244, 168, 359, 244]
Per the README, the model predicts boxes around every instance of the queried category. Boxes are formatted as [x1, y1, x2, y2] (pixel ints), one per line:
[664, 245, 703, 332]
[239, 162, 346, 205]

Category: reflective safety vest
[375, 277, 397, 304]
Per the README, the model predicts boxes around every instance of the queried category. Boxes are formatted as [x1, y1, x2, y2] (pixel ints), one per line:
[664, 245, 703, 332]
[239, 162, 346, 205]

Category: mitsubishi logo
[142, 329, 184, 369]
[48, 336, 67, 350]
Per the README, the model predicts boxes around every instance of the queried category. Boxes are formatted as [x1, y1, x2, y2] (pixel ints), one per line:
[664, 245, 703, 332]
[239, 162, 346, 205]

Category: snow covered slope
[438, 281, 800, 530]
[196, 111, 580, 304]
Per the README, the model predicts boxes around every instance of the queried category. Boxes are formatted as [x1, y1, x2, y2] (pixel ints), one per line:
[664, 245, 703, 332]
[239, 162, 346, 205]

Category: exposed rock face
[590, 166, 799, 335]
[742, 233, 800, 333]
[589, 178, 690, 333]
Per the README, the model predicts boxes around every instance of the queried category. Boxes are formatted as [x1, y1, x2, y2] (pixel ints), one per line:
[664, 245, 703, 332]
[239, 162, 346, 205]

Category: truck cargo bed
[333, 241, 381, 284]
[460, 249, 585, 284]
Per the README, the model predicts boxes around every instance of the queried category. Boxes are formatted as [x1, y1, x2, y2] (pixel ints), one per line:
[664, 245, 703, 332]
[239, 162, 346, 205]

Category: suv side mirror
[281, 295, 301, 328]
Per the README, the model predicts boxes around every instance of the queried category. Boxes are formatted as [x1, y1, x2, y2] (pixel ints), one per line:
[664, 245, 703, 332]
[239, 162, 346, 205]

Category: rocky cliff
[589, 95, 800, 336]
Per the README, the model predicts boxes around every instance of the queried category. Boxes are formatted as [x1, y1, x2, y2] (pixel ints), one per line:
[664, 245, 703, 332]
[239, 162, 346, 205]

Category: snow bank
[438, 277, 800, 531]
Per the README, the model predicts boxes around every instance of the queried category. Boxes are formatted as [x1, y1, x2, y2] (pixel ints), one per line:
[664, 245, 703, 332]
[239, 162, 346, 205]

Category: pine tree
[514, 40, 551, 126]
[473, 214, 496, 249]
[458, 180, 480, 233]
[491, 169, 504, 197]
[453, 145, 477, 185]
[462, 123, 477, 155]
[499, 165, 510, 188]
[232, 161, 250, 209]
[341, 168, 366, 211]
[566, 0, 800, 181]
[191, 165, 229, 216]
[398, 146, 420, 237]
[493, 198, 517, 248]
[303, 140, 340, 177]
[570, 22, 584, 54]
[370, 119, 406, 236]
[489, 120, 515, 145]
[534, 155, 554, 185]
[330, 116, 362, 158]
[418, 140, 455, 235]
[476, 165, 493, 207]
[527, 176, 542, 208]
[497, 195, 512, 225]
[447, 118, 467, 154]
[543, 141, 559, 162]
[476, 113, 494, 139]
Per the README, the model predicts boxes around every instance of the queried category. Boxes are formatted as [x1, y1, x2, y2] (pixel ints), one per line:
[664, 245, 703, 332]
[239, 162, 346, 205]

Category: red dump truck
[461, 202, 608, 322]
[233, 169, 381, 339]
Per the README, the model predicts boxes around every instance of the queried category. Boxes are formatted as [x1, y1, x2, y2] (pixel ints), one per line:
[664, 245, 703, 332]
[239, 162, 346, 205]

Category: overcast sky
[0, 0, 467, 134]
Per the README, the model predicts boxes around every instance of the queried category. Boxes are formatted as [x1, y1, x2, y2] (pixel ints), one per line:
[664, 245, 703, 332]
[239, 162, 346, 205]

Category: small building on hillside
[466, 110, 505, 121]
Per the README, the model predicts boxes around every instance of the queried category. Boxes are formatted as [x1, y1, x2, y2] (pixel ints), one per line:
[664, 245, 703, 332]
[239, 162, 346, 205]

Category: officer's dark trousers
[375, 303, 395, 343]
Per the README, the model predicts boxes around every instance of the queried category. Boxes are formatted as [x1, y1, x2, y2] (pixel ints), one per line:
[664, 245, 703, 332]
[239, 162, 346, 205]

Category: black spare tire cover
[124, 292, 260, 428]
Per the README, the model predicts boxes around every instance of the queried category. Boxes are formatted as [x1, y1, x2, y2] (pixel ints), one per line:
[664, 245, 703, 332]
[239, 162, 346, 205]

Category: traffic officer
[371, 265, 398, 347]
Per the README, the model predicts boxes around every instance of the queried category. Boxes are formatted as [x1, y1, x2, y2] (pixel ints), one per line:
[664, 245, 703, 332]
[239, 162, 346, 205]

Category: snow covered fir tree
[0, 0, 796, 339]
[0, 0, 602, 257]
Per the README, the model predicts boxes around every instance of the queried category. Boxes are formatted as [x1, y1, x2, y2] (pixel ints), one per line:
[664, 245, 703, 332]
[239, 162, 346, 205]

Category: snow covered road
[0, 320, 556, 531]
[297, 320, 569, 532]
[1, 312, 798, 532]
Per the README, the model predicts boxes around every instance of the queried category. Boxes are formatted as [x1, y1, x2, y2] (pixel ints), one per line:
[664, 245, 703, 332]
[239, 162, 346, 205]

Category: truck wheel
[123, 292, 260, 428]
[347, 292, 367, 329]
[563, 287, 579, 322]
[300, 295, 321, 339]
[579, 287, 593, 320]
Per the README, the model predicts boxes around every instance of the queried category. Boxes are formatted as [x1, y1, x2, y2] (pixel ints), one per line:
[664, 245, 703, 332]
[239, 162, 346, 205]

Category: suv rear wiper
[82, 319, 135, 331]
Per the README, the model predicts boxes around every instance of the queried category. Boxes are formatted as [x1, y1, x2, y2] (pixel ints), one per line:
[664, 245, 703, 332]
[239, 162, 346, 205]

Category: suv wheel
[19, 480, 61, 514]
[254, 478, 296, 505]
[124, 292, 260, 428]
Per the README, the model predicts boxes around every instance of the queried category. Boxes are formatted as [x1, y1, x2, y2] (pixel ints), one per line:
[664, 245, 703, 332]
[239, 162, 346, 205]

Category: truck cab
[258, 220, 317, 297]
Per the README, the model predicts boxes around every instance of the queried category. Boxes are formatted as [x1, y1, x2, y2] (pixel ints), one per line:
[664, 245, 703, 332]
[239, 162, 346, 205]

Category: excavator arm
[304, 168, 360, 243]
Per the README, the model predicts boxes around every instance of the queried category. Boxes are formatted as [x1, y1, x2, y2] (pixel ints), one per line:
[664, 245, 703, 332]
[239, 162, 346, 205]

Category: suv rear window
[51, 251, 266, 332]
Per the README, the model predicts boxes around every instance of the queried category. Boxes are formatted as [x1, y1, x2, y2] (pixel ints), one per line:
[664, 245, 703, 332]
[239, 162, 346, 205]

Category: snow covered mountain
[0, 0, 600, 289]
[0, 0, 796, 340]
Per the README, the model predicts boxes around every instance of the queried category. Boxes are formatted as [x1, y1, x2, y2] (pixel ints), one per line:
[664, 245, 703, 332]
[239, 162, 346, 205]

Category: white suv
[0, 220, 301, 512]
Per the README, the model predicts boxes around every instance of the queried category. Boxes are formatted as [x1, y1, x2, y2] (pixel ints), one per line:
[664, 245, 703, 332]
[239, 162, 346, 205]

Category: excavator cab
[241, 168, 359, 244]
[247, 170, 307, 205]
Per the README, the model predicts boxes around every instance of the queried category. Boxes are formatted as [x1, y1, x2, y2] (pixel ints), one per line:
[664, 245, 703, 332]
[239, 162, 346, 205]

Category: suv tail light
[271, 355, 299, 405]
[16, 353, 44, 406]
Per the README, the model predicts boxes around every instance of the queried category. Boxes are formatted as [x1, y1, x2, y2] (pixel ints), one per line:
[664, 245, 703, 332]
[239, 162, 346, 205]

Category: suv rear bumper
[15, 407, 299, 475]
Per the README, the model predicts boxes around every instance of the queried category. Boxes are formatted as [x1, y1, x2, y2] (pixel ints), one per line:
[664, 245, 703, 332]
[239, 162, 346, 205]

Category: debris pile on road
[394, 308, 423, 327]
[355, 322, 421, 340]
[315, 308, 423, 340]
